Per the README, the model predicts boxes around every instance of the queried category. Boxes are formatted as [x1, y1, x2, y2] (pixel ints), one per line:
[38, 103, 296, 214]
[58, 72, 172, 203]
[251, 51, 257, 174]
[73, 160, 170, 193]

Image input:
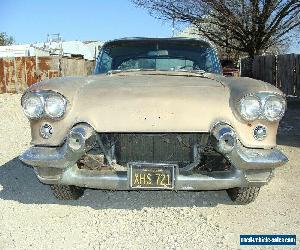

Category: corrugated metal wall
[0, 56, 95, 94]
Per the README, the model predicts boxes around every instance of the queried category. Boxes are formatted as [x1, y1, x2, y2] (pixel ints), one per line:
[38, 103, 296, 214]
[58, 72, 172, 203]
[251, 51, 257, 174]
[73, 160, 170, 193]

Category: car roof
[103, 37, 213, 48]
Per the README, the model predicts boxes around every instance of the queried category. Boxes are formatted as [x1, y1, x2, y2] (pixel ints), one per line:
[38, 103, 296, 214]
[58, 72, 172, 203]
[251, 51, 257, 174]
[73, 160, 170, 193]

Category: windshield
[94, 39, 222, 74]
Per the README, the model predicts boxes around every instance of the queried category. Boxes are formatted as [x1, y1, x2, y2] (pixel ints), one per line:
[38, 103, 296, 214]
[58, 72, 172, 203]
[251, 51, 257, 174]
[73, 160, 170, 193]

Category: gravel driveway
[0, 94, 299, 250]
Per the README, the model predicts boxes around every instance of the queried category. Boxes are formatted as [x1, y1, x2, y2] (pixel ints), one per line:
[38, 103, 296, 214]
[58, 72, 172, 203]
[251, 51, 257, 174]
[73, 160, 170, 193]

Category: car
[19, 37, 288, 204]
[220, 59, 240, 77]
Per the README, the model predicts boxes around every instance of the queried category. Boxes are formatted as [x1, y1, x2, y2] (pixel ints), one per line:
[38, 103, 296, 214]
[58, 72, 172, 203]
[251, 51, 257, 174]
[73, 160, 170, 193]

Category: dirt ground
[0, 93, 299, 250]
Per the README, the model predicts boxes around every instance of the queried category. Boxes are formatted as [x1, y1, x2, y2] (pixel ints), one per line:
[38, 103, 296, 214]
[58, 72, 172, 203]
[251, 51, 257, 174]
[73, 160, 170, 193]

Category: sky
[1, 0, 299, 53]
[0, 0, 175, 43]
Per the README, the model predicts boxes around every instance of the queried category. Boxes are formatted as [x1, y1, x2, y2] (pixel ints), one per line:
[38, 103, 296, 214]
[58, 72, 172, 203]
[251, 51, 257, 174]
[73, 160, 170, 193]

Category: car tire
[226, 187, 260, 204]
[50, 185, 84, 200]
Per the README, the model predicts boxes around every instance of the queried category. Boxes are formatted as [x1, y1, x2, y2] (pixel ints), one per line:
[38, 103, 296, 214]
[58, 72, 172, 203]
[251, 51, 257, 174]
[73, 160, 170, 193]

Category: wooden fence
[0, 56, 95, 94]
[241, 54, 300, 96]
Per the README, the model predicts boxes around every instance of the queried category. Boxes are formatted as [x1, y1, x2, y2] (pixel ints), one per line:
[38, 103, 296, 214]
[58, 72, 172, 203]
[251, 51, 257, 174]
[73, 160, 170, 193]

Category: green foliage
[0, 32, 14, 46]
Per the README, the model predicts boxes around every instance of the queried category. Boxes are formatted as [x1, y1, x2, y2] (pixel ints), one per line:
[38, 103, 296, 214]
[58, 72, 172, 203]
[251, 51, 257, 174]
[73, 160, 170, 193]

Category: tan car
[19, 38, 288, 204]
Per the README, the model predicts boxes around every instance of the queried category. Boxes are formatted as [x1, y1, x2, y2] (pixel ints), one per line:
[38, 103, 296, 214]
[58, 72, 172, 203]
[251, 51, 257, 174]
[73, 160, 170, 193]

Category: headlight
[22, 91, 67, 120]
[22, 93, 44, 119]
[45, 94, 66, 119]
[263, 95, 286, 121]
[239, 95, 262, 121]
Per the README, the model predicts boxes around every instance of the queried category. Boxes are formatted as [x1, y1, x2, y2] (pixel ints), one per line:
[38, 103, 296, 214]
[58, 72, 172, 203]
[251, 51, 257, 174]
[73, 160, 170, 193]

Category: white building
[0, 44, 49, 58]
[0, 40, 103, 60]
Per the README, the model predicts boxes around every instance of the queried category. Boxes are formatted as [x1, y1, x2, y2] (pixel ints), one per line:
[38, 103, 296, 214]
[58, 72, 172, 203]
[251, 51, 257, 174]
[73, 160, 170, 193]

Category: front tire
[50, 185, 84, 200]
[226, 187, 260, 204]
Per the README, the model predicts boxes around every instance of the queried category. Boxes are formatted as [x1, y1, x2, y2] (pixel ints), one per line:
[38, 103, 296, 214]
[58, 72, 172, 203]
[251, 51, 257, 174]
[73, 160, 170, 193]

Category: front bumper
[226, 143, 288, 170]
[19, 141, 288, 190]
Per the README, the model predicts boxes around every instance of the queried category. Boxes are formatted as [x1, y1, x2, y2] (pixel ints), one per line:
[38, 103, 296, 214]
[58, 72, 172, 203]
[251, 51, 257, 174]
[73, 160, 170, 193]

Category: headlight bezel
[238, 92, 286, 122]
[44, 94, 67, 119]
[21, 92, 45, 119]
[239, 94, 263, 121]
[263, 95, 286, 121]
[21, 90, 67, 120]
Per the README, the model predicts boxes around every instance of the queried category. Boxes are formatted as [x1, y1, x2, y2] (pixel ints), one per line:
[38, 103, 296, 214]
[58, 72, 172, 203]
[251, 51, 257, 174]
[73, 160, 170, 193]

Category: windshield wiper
[107, 69, 156, 75]
[106, 68, 207, 77]
[176, 69, 206, 73]
[173, 67, 206, 75]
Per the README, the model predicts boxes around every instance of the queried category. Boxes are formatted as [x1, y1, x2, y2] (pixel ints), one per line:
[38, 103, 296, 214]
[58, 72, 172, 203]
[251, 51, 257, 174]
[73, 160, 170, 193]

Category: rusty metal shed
[0, 56, 95, 94]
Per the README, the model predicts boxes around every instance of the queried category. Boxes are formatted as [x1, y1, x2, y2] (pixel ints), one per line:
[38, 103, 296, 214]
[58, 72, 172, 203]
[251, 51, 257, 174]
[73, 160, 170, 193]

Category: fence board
[252, 55, 276, 85]
[0, 56, 95, 93]
[25, 57, 38, 87]
[37, 56, 60, 81]
[264, 55, 276, 85]
[61, 58, 86, 76]
[0, 59, 5, 93]
[15, 57, 26, 92]
[277, 54, 295, 95]
[242, 54, 300, 96]
[240, 58, 252, 77]
[3, 58, 17, 93]
[296, 55, 300, 97]
[85, 60, 96, 75]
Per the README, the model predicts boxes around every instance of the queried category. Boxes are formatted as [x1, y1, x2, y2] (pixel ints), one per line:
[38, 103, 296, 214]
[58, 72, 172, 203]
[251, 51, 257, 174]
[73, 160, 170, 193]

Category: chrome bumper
[226, 143, 288, 169]
[19, 143, 287, 190]
[35, 166, 253, 190]
[19, 123, 288, 190]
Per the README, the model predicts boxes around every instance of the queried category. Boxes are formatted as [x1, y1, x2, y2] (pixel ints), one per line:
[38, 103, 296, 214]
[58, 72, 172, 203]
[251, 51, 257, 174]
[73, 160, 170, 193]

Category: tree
[0, 32, 14, 46]
[132, 0, 300, 58]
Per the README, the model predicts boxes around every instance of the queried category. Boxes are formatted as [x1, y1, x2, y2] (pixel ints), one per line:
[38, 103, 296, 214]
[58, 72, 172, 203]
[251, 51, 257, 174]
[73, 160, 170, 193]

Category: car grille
[100, 133, 209, 166]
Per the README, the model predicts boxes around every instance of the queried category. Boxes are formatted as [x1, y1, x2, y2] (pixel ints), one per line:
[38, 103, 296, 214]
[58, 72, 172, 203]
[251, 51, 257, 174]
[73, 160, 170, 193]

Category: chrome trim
[44, 93, 67, 120]
[36, 165, 252, 190]
[21, 92, 45, 119]
[39, 123, 53, 139]
[239, 94, 263, 121]
[238, 92, 286, 122]
[263, 94, 286, 121]
[21, 90, 68, 121]
[19, 143, 83, 169]
[19, 142, 287, 190]
[19, 123, 288, 190]
[211, 123, 236, 154]
[253, 124, 267, 141]
[20, 124, 96, 169]
[226, 143, 288, 169]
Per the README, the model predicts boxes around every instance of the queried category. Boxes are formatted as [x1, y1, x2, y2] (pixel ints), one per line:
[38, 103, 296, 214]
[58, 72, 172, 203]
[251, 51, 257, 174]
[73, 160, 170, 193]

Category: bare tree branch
[132, 0, 300, 58]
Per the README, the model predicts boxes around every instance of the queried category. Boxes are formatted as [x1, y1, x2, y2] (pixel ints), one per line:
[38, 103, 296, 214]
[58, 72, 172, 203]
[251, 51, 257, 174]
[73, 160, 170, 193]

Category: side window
[96, 50, 112, 73]
[205, 49, 221, 73]
[205, 52, 214, 72]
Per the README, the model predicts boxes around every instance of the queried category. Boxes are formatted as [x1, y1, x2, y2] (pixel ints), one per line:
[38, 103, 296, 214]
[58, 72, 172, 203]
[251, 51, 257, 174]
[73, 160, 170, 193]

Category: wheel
[226, 187, 260, 204]
[50, 185, 84, 200]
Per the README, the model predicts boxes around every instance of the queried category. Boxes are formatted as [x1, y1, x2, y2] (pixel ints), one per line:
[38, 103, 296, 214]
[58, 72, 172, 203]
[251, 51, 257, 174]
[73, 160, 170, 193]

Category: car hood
[32, 71, 225, 97]
[29, 71, 281, 148]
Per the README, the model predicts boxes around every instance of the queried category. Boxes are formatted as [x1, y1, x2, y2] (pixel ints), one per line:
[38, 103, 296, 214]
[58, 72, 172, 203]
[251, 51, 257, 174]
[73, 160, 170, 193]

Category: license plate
[129, 163, 175, 190]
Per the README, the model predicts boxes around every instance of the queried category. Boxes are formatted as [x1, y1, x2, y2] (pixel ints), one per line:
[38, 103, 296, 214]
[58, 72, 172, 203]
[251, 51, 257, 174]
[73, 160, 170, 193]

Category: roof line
[103, 37, 212, 47]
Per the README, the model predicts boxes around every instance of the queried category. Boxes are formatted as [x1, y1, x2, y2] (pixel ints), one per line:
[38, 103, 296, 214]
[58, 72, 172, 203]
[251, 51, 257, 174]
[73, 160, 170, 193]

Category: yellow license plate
[129, 163, 175, 189]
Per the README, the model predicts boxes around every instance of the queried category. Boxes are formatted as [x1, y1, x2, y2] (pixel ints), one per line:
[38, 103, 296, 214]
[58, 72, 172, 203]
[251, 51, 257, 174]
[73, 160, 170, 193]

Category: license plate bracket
[129, 163, 175, 190]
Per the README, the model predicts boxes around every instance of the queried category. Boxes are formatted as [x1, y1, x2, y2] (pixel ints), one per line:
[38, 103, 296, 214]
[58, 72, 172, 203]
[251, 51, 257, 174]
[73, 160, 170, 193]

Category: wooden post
[24, 57, 28, 89]
[13, 57, 19, 93]
[3, 59, 7, 93]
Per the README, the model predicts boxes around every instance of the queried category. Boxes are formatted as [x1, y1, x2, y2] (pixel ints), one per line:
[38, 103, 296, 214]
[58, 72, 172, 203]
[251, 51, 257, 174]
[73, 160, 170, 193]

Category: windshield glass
[94, 39, 221, 74]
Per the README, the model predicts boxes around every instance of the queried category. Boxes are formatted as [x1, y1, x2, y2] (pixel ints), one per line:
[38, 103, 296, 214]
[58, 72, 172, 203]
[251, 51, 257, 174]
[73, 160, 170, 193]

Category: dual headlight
[21, 91, 67, 119]
[239, 93, 286, 122]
